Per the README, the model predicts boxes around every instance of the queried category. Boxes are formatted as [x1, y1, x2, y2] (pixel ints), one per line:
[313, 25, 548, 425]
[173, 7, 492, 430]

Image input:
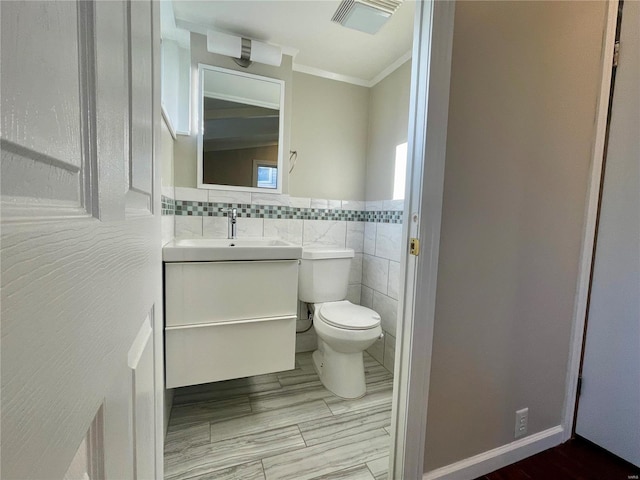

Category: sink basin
[163, 237, 303, 262]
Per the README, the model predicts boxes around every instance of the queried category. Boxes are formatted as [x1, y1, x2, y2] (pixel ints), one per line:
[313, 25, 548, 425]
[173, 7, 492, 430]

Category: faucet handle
[228, 208, 238, 239]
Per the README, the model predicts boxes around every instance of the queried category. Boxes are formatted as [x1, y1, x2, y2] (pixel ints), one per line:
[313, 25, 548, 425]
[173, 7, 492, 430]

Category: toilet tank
[298, 246, 355, 303]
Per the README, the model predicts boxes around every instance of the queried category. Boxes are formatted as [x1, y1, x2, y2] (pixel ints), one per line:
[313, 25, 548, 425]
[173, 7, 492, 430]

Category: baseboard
[423, 425, 565, 480]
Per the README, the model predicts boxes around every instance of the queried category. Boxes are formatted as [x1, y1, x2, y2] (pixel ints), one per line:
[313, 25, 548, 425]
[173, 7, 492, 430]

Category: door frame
[389, 1, 456, 478]
[391, 0, 621, 477]
[560, 0, 619, 441]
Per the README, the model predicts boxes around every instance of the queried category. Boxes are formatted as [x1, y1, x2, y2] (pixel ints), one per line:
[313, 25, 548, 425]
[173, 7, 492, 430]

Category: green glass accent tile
[171, 199, 402, 223]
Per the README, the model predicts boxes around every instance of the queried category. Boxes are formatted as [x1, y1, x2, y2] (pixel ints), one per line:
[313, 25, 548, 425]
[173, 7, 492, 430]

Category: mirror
[197, 64, 285, 193]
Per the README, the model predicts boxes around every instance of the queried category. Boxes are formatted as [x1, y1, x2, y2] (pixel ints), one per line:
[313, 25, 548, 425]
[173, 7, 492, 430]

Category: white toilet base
[312, 340, 366, 399]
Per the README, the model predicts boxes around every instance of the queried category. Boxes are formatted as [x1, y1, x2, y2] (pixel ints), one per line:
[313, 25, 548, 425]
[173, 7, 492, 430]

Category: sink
[163, 237, 303, 262]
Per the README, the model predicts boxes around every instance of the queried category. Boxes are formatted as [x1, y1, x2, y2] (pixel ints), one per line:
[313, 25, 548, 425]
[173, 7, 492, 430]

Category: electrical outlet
[515, 408, 528, 438]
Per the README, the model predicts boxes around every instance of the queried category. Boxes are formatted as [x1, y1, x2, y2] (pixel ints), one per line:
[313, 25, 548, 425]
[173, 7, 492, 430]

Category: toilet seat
[317, 300, 381, 330]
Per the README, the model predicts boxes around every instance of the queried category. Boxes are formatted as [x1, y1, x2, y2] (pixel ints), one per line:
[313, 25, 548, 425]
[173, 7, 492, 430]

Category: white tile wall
[175, 216, 202, 238]
[372, 291, 398, 337]
[290, 197, 311, 209]
[202, 216, 228, 238]
[361, 286, 374, 309]
[236, 217, 264, 237]
[175, 187, 207, 202]
[251, 192, 290, 206]
[208, 189, 251, 204]
[162, 214, 174, 246]
[346, 284, 362, 305]
[375, 223, 402, 262]
[364, 223, 377, 255]
[387, 261, 401, 301]
[341, 200, 365, 211]
[349, 253, 363, 285]
[363, 199, 406, 373]
[366, 200, 383, 211]
[264, 219, 303, 245]
[310, 198, 329, 209]
[161, 184, 175, 246]
[346, 222, 365, 253]
[161, 185, 175, 198]
[383, 333, 396, 372]
[302, 220, 347, 247]
[382, 199, 405, 211]
[362, 255, 389, 293]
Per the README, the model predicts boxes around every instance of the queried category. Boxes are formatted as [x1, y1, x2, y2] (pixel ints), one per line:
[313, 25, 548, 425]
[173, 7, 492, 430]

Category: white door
[575, 0, 639, 467]
[1, 1, 163, 479]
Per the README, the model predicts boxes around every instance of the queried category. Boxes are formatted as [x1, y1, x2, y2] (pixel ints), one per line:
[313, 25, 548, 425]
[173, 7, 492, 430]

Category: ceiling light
[207, 30, 282, 68]
[332, 0, 403, 35]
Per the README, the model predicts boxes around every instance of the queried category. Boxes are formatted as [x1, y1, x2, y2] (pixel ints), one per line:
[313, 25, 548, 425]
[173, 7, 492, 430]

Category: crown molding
[292, 64, 371, 87]
[370, 49, 412, 87]
[175, 18, 410, 89]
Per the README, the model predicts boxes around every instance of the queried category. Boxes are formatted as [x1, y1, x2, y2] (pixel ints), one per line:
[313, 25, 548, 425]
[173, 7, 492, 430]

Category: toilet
[299, 246, 382, 399]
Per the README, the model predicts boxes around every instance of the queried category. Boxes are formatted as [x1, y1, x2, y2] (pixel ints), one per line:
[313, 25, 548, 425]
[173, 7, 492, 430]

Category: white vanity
[163, 238, 302, 388]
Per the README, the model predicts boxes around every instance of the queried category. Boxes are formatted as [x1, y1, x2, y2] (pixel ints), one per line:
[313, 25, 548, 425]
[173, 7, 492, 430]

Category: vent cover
[331, 0, 403, 34]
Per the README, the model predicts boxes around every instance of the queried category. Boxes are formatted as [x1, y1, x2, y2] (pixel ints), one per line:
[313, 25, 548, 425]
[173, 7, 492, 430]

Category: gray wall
[365, 60, 412, 201]
[424, 0, 607, 471]
[289, 72, 369, 200]
[174, 34, 412, 203]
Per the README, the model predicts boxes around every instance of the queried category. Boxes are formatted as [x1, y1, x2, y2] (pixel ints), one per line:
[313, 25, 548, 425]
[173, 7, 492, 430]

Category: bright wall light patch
[393, 142, 408, 200]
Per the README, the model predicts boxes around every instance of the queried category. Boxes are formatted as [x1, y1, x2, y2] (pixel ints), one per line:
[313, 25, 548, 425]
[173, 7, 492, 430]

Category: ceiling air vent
[331, 0, 403, 35]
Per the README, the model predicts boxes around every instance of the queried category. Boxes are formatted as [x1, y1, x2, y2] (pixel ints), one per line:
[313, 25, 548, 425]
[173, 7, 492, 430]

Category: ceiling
[170, 0, 415, 86]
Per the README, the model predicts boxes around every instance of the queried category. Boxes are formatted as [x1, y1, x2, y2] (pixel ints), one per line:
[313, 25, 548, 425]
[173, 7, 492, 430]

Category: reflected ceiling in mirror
[197, 64, 285, 193]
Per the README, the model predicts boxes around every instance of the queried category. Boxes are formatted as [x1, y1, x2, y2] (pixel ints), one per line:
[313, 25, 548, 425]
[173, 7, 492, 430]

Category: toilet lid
[317, 301, 381, 330]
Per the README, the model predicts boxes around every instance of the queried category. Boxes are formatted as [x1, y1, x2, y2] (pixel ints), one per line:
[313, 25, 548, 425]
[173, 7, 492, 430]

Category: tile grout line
[321, 398, 337, 418]
[365, 462, 377, 480]
[366, 454, 389, 480]
[260, 458, 267, 480]
[296, 423, 309, 448]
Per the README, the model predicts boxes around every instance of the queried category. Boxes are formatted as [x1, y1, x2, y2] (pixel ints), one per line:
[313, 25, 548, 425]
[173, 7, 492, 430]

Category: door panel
[129, 314, 156, 479]
[575, 0, 640, 466]
[128, 0, 154, 211]
[0, 0, 162, 478]
[1, 1, 83, 166]
[1, 1, 85, 211]
[94, 0, 129, 221]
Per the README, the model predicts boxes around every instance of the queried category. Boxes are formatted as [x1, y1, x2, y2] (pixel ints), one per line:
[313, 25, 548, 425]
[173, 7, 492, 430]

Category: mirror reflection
[198, 65, 284, 191]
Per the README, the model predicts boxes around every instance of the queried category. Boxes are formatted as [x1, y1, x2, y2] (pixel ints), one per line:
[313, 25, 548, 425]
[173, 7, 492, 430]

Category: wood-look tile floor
[165, 352, 394, 480]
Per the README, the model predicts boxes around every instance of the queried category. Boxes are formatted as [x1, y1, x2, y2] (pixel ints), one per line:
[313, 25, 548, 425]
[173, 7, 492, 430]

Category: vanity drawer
[165, 260, 298, 327]
[165, 316, 296, 388]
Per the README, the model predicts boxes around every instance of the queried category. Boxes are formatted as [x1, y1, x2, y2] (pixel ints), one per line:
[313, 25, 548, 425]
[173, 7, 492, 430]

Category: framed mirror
[197, 64, 285, 193]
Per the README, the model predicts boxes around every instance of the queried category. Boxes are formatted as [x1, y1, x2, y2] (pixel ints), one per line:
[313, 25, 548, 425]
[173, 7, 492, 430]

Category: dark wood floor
[476, 437, 640, 480]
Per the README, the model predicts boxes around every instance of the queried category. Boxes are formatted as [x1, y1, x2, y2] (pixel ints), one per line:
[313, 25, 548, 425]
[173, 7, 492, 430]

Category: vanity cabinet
[164, 260, 298, 388]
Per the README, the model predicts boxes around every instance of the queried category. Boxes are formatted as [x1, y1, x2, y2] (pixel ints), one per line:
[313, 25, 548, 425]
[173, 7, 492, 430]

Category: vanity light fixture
[331, 0, 403, 34]
[206, 30, 282, 68]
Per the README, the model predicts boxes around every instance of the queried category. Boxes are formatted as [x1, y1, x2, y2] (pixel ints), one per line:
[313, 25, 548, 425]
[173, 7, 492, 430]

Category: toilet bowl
[311, 301, 382, 399]
[298, 246, 383, 399]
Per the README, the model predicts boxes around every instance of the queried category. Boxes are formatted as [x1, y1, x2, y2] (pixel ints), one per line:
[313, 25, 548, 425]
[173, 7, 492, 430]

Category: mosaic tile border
[164, 198, 403, 223]
[161, 195, 175, 216]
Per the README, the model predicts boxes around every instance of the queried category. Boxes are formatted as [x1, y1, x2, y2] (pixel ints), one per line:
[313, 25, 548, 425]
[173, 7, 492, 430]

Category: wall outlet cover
[515, 408, 528, 438]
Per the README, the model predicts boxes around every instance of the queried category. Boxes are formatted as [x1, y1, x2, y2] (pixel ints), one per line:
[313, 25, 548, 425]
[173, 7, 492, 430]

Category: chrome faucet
[228, 208, 237, 239]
